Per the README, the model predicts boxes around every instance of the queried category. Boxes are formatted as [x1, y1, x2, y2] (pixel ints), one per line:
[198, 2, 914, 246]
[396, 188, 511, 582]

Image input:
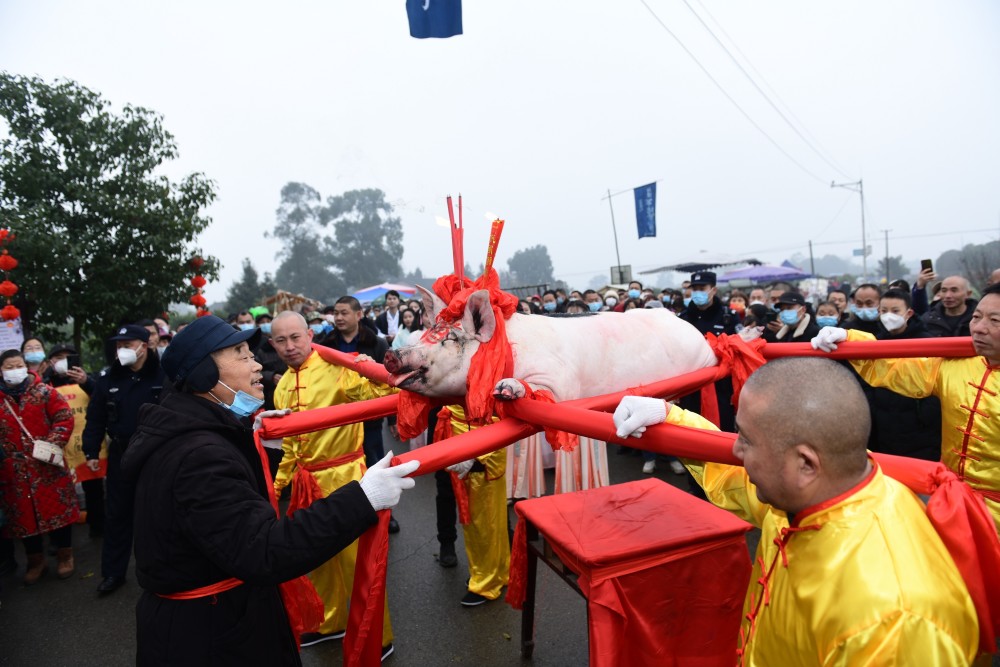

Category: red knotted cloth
[432, 406, 473, 525]
[251, 431, 324, 649]
[395, 269, 518, 439]
[496, 384, 579, 451]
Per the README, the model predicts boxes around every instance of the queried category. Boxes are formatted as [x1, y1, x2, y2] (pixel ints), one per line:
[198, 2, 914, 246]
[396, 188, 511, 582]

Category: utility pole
[880, 229, 892, 283]
[831, 179, 866, 279]
[808, 240, 815, 277]
[604, 188, 622, 276]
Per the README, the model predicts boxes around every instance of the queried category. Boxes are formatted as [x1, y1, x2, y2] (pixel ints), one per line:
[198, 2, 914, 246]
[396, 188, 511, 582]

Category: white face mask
[749, 300, 766, 307]
[53, 358, 69, 375]
[879, 312, 906, 332]
[3, 367, 28, 385]
[605, 297, 618, 307]
[117, 347, 139, 367]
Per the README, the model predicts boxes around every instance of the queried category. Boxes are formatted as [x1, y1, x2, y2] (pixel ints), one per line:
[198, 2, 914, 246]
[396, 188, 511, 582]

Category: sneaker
[460, 591, 490, 606]
[670, 460, 686, 475]
[642, 460, 656, 474]
[381, 643, 394, 661]
[300, 630, 346, 647]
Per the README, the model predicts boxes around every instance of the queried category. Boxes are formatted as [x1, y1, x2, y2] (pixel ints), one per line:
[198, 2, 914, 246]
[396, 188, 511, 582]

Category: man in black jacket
[861, 289, 941, 461]
[82, 324, 165, 596]
[921, 275, 977, 337]
[123, 315, 417, 666]
[374, 290, 402, 345]
[673, 271, 737, 484]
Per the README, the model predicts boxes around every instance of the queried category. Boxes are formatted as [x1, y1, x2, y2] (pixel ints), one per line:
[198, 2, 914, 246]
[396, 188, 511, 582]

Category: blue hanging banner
[634, 182, 657, 239]
[407, 0, 463, 39]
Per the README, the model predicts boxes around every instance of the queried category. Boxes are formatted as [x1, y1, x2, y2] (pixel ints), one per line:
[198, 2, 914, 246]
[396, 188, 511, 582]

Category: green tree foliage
[269, 183, 404, 300]
[876, 255, 910, 284]
[224, 258, 271, 314]
[506, 244, 554, 286]
[0, 73, 218, 349]
[269, 182, 344, 303]
[323, 188, 403, 290]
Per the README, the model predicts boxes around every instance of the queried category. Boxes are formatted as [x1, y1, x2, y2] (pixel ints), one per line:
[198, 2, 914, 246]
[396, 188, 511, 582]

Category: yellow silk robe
[845, 329, 1000, 531]
[274, 350, 397, 638]
[446, 406, 510, 600]
[671, 408, 979, 666]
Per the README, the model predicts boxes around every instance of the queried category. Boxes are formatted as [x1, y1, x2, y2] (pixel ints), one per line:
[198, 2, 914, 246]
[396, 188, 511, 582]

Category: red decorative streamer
[0, 232, 19, 321]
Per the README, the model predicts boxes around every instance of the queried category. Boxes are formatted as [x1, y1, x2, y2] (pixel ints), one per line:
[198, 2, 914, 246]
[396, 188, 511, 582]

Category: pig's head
[383, 286, 496, 397]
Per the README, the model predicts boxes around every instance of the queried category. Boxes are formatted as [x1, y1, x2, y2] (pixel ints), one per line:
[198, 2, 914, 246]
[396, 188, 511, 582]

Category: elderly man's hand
[811, 327, 847, 352]
[359, 451, 419, 511]
[253, 409, 290, 450]
[613, 396, 669, 439]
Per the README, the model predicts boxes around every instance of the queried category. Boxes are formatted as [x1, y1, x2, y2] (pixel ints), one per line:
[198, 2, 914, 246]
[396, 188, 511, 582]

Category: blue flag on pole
[634, 182, 656, 238]
[407, 0, 463, 39]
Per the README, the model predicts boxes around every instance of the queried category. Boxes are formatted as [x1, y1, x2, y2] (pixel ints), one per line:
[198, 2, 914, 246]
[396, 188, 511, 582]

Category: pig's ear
[417, 285, 448, 319]
[461, 290, 496, 343]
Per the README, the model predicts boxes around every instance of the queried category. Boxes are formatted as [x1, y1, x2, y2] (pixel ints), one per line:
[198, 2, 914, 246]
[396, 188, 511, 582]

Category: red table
[512, 478, 752, 666]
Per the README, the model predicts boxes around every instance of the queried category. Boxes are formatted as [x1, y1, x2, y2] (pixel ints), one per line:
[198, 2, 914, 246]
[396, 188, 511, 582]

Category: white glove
[447, 459, 475, 479]
[811, 326, 847, 352]
[359, 451, 419, 511]
[613, 396, 668, 439]
[253, 408, 291, 450]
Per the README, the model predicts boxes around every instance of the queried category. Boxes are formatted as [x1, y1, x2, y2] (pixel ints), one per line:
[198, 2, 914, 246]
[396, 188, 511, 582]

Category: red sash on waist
[157, 576, 243, 600]
[287, 449, 366, 517]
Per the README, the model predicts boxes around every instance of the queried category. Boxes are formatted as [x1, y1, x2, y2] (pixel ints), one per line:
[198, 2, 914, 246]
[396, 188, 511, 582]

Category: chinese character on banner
[406, 0, 463, 39]
[634, 182, 657, 239]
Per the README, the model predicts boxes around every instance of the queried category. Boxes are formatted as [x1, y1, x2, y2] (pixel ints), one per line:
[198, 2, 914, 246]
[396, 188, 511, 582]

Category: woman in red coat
[0, 349, 77, 584]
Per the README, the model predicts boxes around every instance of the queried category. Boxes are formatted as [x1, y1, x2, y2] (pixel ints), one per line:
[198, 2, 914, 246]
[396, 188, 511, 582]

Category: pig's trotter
[493, 378, 526, 401]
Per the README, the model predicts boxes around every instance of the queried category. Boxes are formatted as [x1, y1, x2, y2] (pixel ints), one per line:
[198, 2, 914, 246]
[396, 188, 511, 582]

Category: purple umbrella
[717, 264, 811, 283]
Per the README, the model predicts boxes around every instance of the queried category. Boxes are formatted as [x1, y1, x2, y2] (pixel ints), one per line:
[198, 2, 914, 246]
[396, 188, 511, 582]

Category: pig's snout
[383, 350, 403, 373]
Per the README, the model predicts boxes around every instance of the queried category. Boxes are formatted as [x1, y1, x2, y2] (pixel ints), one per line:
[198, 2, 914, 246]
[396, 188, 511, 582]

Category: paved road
[1, 447, 695, 666]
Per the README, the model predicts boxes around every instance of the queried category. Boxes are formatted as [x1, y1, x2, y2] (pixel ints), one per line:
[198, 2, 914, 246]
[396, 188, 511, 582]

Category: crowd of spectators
[1, 266, 996, 655]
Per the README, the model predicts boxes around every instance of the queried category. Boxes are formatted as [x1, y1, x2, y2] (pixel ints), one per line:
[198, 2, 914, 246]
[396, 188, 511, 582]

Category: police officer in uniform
[82, 324, 165, 596]
[676, 271, 738, 492]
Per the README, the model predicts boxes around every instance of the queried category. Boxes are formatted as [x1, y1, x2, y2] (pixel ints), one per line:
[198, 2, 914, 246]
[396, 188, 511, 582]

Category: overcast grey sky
[2, 1, 999, 301]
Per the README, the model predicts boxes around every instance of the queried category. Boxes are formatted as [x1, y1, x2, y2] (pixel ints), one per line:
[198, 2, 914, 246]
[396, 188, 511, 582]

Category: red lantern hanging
[187, 256, 210, 317]
[0, 232, 18, 321]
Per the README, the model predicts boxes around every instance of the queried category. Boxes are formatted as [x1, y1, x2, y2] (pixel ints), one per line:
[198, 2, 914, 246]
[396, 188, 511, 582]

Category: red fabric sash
[157, 576, 243, 600]
[344, 510, 392, 666]
[286, 450, 365, 517]
[252, 430, 324, 649]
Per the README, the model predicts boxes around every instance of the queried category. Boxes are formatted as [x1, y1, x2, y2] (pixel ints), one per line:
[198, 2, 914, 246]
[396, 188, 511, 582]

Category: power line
[637, 0, 831, 185]
[686, 0, 851, 178]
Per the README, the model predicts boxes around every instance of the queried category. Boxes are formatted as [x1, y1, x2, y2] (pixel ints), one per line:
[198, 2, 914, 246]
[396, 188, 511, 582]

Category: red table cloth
[511, 478, 753, 666]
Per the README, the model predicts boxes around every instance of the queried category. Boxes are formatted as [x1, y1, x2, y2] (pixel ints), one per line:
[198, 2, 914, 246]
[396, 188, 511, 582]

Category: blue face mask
[855, 307, 879, 321]
[588, 301, 601, 312]
[556, 296, 565, 305]
[259, 323, 272, 335]
[214, 381, 264, 418]
[690, 290, 711, 307]
[683, 297, 692, 308]
[779, 309, 801, 326]
[239, 323, 255, 331]
[24, 351, 45, 364]
[628, 289, 641, 299]
[543, 302, 557, 312]
[816, 315, 839, 328]
[310, 323, 325, 335]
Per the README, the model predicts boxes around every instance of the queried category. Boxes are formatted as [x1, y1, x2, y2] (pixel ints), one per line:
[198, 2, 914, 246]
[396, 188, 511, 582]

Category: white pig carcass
[382, 287, 719, 402]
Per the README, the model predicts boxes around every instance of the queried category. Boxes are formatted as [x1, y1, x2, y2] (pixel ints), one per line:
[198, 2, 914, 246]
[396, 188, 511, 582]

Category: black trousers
[81, 477, 105, 531]
[101, 443, 134, 578]
[426, 409, 457, 545]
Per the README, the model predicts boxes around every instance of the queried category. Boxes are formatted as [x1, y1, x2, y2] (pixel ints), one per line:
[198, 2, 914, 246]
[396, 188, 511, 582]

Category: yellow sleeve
[343, 367, 399, 403]
[845, 329, 943, 399]
[272, 373, 295, 492]
[669, 407, 769, 527]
